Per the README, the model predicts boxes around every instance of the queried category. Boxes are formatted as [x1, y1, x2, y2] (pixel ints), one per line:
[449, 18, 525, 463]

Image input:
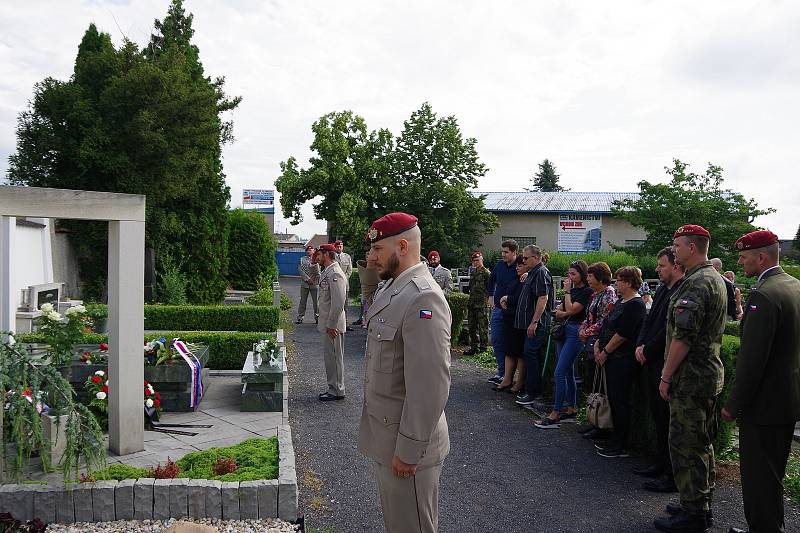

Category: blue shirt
[488, 260, 519, 300]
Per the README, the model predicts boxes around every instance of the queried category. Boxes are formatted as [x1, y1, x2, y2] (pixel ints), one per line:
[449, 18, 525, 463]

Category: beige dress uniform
[430, 264, 454, 296]
[358, 261, 452, 532]
[317, 261, 348, 396]
[336, 251, 354, 279]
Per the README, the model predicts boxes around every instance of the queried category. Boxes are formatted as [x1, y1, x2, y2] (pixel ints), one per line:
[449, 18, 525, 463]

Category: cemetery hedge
[17, 331, 271, 370]
[724, 320, 740, 337]
[446, 292, 469, 343]
[144, 304, 279, 332]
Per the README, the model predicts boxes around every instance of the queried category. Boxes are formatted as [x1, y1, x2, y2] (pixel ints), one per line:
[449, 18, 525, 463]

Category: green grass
[88, 437, 279, 482]
[785, 452, 800, 504]
[462, 347, 496, 369]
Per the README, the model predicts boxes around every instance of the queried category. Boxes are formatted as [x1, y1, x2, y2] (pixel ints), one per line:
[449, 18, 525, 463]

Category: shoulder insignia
[419, 309, 432, 319]
[412, 276, 431, 291]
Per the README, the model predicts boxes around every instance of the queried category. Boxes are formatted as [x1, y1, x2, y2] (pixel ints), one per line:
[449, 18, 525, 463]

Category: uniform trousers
[467, 306, 489, 349]
[298, 285, 319, 319]
[321, 331, 345, 396]
[374, 461, 442, 533]
[739, 421, 794, 533]
[669, 395, 716, 512]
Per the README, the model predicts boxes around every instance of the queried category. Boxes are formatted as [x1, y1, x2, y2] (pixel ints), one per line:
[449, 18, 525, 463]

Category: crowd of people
[296, 220, 799, 533]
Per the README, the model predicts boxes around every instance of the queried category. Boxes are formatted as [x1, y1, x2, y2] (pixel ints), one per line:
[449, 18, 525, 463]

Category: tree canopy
[526, 159, 568, 192]
[275, 103, 497, 265]
[7, 0, 240, 303]
[611, 159, 774, 265]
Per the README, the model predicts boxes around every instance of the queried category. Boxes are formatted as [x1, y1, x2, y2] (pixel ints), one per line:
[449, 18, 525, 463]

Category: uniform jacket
[299, 256, 320, 289]
[724, 267, 800, 425]
[430, 264, 454, 295]
[468, 266, 491, 308]
[666, 261, 727, 398]
[336, 252, 353, 279]
[317, 261, 347, 333]
[359, 261, 452, 469]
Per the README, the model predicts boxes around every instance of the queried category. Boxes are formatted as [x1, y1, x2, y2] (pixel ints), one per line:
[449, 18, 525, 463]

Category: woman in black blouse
[496, 255, 529, 393]
[535, 260, 593, 428]
[593, 266, 647, 457]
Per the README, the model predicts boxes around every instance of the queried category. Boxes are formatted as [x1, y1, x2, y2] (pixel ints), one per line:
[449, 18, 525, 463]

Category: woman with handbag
[535, 260, 593, 428]
[495, 255, 529, 393]
[593, 266, 647, 458]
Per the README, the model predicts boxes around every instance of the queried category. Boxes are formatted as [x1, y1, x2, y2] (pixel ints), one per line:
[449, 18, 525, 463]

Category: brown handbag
[586, 364, 613, 429]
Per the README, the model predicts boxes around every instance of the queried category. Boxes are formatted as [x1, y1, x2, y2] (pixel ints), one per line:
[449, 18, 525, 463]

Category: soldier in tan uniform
[359, 212, 452, 533]
[316, 243, 348, 401]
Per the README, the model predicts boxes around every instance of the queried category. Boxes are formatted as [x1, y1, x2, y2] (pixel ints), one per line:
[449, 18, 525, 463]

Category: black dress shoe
[492, 384, 512, 392]
[664, 504, 714, 527]
[654, 510, 709, 532]
[318, 392, 345, 401]
[578, 425, 596, 434]
[643, 476, 678, 493]
[633, 463, 664, 477]
[464, 347, 478, 356]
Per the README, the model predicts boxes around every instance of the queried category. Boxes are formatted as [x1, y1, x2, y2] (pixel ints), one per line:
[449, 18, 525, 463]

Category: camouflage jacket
[468, 266, 491, 308]
[666, 260, 727, 397]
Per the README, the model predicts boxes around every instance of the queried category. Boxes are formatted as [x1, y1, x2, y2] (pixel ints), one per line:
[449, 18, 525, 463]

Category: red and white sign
[558, 214, 602, 253]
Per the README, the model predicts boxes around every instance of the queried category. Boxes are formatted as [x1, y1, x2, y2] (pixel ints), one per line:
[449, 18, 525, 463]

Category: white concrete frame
[0, 186, 145, 455]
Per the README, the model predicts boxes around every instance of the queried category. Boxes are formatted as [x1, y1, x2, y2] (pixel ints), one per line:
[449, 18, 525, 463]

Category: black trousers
[604, 356, 638, 449]
[645, 355, 672, 473]
[739, 421, 794, 533]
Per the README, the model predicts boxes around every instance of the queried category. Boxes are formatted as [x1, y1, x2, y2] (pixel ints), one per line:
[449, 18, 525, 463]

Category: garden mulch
[282, 275, 800, 533]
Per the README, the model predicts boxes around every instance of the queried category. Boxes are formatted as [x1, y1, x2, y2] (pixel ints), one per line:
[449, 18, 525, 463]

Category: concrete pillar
[0, 216, 16, 334]
[107, 220, 145, 455]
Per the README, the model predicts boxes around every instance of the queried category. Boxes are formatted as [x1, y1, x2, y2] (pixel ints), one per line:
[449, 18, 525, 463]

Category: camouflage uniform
[468, 266, 491, 351]
[665, 260, 727, 513]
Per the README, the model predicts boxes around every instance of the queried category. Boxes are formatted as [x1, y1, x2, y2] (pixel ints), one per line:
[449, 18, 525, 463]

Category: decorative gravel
[46, 518, 300, 532]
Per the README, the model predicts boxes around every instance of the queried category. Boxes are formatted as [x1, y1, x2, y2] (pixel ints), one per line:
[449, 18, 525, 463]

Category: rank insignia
[419, 310, 432, 319]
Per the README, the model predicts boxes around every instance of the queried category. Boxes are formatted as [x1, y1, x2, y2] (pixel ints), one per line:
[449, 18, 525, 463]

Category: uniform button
[377, 334, 381, 339]
[383, 417, 388, 424]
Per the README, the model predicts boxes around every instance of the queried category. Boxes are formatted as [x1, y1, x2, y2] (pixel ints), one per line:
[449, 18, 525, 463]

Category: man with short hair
[711, 257, 738, 321]
[427, 251, 454, 295]
[654, 225, 727, 533]
[634, 247, 685, 493]
[465, 251, 490, 356]
[722, 230, 800, 533]
[514, 245, 553, 406]
[335, 240, 353, 278]
[486, 240, 519, 384]
[297, 244, 320, 324]
[316, 243, 348, 401]
[360, 212, 451, 533]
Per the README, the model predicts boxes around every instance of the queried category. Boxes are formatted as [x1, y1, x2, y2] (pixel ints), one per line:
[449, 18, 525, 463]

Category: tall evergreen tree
[527, 159, 568, 191]
[7, 1, 240, 303]
[793, 224, 800, 252]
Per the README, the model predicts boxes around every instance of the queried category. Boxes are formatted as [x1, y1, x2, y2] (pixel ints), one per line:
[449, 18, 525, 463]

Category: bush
[280, 292, 292, 311]
[245, 288, 273, 306]
[158, 254, 189, 305]
[545, 251, 658, 279]
[226, 209, 278, 291]
[349, 269, 361, 298]
[17, 331, 273, 370]
[446, 292, 469, 345]
[177, 437, 279, 481]
[724, 320, 740, 337]
[88, 463, 148, 481]
[144, 305, 279, 332]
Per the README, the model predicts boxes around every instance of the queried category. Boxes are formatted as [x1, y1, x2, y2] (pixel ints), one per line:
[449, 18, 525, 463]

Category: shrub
[144, 305, 279, 332]
[147, 457, 181, 479]
[87, 463, 149, 481]
[17, 331, 273, 370]
[446, 292, 469, 345]
[226, 209, 278, 291]
[245, 288, 273, 306]
[280, 292, 292, 311]
[177, 437, 279, 481]
[158, 254, 189, 305]
[724, 320, 740, 337]
[545, 251, 657, 279]
[212, 457, 239, 476]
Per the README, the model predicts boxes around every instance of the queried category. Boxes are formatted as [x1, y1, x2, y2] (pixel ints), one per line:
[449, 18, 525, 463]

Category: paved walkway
[282, 276, 800, 532]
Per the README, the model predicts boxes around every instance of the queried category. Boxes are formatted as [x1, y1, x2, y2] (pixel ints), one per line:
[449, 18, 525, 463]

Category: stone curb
[0, 423, 298, 524]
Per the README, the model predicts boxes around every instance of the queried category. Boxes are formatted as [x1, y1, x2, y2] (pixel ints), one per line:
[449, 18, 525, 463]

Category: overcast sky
[2, 0, 798, 241]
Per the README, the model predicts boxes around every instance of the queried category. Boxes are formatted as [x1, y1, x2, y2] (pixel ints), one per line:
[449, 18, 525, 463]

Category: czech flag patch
[419, 310, 432, 319]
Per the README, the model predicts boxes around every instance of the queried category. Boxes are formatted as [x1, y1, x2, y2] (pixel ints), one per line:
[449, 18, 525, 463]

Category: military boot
[665, 503, 714, 527]
[654, 509, 709, 532]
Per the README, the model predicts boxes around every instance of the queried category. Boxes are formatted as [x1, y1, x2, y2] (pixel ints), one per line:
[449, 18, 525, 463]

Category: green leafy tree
[794, 224, 800, 252]
[527, 159, 568, 191]
[389, 103, 498, 265]
[226, 209, 278, 291]
[7, 0, 239, 303]
[612, 159, 774, 265]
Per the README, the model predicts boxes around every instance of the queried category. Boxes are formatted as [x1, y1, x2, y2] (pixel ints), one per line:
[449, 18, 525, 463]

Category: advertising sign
[243, 189, 275, 213]
[558, 214, 602, 253]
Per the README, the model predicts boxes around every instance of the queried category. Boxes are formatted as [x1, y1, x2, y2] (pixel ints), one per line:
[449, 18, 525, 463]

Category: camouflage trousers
[468, 307, 489, 349]
[669, 395, 718, 512]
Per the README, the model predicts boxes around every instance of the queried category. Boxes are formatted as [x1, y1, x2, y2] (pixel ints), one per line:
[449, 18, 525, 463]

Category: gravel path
[46, 518, 298, 532]
[283, 276, 800, 532]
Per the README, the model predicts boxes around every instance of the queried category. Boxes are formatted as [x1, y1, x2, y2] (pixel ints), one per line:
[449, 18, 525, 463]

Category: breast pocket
[374, 323, 398, 373]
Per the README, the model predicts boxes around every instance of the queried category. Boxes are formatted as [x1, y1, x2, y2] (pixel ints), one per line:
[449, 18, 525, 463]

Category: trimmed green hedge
[545, 251, 658, 279]
[724, 320, 740, 337]
[446, 292, 469, 344]
[16, 331, 271, 370]
[144, 305, 278, 332]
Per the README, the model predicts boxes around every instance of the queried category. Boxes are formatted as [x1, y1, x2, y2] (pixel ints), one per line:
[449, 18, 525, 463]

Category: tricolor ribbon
[173, 339, 204, 408]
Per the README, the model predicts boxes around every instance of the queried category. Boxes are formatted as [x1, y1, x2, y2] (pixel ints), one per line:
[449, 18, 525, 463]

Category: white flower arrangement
[253, 337, 280, 367]
[64, 304, 86, 316]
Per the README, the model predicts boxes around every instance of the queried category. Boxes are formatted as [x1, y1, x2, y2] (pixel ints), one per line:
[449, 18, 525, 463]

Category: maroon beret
[673, 224, 710, 239]
[471, 251, 482, 260]
[366, 212, 418, 243]
[735, 230, 779, 251]
[427, 250, 440, 260]
[334, 240, 343, 246]
[319, 243, 336, 252]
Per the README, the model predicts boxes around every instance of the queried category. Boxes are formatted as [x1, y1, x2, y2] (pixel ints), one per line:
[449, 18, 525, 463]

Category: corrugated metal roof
[477, 191, 640, 213]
